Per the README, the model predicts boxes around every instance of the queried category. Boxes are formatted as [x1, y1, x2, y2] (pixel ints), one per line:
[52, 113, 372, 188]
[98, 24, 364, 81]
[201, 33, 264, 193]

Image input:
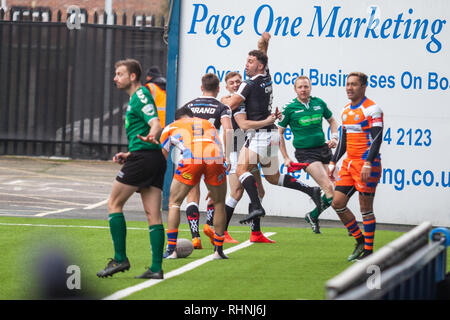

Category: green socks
[149, 224, 165, 273]
[109, 212, 127, 263]
[108, 213, 164, 272]
[310, 194, 333, 219]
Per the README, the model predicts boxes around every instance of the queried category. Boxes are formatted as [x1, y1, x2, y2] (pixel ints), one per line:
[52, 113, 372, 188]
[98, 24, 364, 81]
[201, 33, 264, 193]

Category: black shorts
[294, 144, 332, 165]
[116, 149, 166, 190]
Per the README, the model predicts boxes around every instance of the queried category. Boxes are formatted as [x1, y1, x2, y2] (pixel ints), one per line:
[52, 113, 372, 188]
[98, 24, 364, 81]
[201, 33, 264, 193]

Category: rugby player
[181, 73, 232, 249]
[148, 106, 229, 259]
[328, 72, 383, 261]
[223, 33, 322, 224]
[203, 70, 274, 244]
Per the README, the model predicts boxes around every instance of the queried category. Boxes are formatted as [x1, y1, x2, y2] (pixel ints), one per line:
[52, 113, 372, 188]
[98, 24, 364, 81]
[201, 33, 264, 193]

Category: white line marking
[0, 222, 252, 234]
[0, 222, 144, 230]
[84, 199, 108, 210]
[34, 208, 75, 217]
[102, 232, 277, 300]
[3, 180, 24, 185]
[0, 192, 86, 206]
[0, 166, 111, 185]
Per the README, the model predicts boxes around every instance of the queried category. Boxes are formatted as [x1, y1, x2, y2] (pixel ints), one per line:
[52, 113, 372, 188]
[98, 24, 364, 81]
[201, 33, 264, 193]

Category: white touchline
[0, 223, 253, 234]
[34, 208, 75, 217]
[84, 199, 108, 210]
[0, 192, 84, 206]
[0, 166, 111, 185]
[0, 222, 146, 230]
[102, 232, 277, 301]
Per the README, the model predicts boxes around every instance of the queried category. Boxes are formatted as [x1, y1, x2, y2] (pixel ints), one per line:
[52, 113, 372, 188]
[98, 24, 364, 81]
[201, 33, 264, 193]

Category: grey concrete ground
[0, 156, 414, 232]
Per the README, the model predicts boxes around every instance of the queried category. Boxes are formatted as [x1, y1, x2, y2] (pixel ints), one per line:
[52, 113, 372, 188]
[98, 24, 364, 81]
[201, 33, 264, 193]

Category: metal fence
[326, 222, 449, 300]
[0, 8, 168, 159]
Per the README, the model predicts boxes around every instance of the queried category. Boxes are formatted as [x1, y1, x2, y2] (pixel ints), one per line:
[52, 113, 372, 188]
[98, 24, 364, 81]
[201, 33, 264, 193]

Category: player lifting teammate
[223, 33, 322, 224]
[204, 71, 274, 244]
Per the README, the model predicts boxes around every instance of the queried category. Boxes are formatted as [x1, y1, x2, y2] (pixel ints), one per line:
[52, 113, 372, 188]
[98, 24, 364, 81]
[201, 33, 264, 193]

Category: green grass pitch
[0, 216, 445, 300]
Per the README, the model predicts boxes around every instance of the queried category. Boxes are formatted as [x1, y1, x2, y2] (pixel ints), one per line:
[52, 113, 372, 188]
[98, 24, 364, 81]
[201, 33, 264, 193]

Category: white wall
[176, 0, 450, 227]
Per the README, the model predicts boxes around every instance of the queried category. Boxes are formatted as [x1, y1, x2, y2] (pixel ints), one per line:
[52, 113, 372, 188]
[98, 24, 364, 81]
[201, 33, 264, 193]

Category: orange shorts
[335, 158, 382, 193]
[174, 159, 226, 186]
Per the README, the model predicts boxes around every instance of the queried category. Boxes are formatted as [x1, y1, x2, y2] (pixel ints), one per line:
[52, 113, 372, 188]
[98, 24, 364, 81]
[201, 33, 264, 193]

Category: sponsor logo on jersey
[142, 104, 156, 116]
[136, 88, 148, 104]
[190, 107, 216, 114]
[343, 124, 363, 133]
[298, 115, 322, 126]
[182, 172, 193, 180]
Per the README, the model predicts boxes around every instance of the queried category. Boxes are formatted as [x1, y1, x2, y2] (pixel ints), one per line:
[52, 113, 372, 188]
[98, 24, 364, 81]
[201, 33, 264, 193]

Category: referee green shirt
[125, 86, 161, 152]
[277, 96, 332, 149]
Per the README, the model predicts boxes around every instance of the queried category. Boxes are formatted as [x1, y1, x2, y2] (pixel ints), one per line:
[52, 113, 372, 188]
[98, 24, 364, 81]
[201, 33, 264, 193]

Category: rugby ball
[176, 238, 194, 258]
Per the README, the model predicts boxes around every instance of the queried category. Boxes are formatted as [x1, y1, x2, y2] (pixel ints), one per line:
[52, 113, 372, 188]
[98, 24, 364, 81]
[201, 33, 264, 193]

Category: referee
[97, 59, 166, 280]
[278, 76, 339, 234]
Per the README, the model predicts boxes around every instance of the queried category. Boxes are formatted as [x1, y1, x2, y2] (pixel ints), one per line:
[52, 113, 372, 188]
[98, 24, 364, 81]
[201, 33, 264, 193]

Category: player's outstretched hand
[261, 32, 271, 42]
[137, 134, 160, 145]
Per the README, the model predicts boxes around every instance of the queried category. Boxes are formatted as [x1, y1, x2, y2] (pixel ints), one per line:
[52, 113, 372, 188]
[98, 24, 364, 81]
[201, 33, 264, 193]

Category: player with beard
[222, 33, 322, 225]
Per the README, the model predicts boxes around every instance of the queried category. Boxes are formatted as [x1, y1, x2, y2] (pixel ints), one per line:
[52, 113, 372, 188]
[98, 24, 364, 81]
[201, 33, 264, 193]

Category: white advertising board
[175, 0, 450, 226]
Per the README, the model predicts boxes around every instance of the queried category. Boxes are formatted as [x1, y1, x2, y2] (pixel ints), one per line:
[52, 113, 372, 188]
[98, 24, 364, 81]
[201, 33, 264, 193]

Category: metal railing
[326, 222, 449, 300]
[0, 8, 167, 159]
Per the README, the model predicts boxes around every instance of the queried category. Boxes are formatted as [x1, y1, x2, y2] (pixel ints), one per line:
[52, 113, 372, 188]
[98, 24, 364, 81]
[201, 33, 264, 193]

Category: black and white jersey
[235, 67, 274, 130]
[182, 96, 231, 130]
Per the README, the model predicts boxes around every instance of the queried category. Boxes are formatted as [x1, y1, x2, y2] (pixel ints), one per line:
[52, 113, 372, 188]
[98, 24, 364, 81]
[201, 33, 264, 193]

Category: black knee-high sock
[239, 172, 262, 207]
[225, 197, 238, 230]
[278, 174, 314, 196]
[186, 202, 200, 238]
[251, 217, 261, 232]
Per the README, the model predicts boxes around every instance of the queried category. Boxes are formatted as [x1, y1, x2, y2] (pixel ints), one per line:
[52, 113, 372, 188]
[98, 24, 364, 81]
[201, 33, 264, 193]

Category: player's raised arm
[257, 32, 271, 55]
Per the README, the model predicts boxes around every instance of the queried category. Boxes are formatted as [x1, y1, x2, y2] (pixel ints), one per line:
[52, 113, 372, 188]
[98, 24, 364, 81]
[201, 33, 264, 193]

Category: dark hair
[248, 50, 268, 67]
[224, 71, 242, 82]
[347, 72, 368, 86]
[115, 59, 142, 82]
[201, 73, 220, 92]
[175, 106, 194, 120]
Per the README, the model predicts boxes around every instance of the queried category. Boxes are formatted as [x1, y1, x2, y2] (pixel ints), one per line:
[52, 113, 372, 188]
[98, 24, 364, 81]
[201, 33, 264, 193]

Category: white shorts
[228, 151, 239, 174]
[245, 130, 280, 175]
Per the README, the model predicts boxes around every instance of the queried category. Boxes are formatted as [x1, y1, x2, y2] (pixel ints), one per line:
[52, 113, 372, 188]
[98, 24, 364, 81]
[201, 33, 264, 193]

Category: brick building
[1, 0, 169, 21]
